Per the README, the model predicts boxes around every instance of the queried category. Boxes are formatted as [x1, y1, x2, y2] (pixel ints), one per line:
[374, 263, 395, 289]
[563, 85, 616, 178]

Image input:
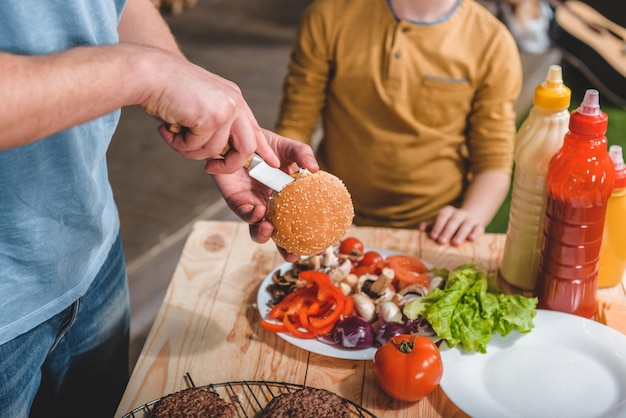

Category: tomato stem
[398, 340, 413, 353]
[397, 335, 420, 353]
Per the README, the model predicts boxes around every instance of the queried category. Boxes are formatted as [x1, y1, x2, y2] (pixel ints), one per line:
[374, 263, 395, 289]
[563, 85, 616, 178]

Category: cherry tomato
[385, 255, 430, 285]
[358, 251, 383, 267]
[338, 237, 364, 257]
[353, 251, 384, 275]
[373, 334, 443, 402]
[352, 265, 372, 276]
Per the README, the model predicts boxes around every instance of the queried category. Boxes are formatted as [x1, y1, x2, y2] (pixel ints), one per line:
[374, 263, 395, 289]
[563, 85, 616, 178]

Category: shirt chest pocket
[412, 75, 474, 128]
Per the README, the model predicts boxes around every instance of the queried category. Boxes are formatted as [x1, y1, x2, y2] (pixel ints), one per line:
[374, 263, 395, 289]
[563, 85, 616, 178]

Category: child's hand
[418, 206, 485, 246]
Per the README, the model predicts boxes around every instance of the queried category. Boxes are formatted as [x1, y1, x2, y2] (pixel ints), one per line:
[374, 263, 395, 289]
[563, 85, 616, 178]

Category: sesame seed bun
[266, 170, 354, 256]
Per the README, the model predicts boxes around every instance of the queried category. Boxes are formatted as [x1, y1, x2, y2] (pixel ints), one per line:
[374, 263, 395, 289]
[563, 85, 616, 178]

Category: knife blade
[244, 153, 295, 192]
[166, 123, 294, 192]
[222, 144, 294, 192]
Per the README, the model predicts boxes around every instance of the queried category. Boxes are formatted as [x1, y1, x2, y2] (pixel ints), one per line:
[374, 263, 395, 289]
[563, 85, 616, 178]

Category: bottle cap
[533, 65, 571, 110]
[609, 145, 626, 189]
[569, 89, 608, 136]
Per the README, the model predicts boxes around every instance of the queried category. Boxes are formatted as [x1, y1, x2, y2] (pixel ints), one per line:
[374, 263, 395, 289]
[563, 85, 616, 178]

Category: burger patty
[259, 387, 351, 418]
[149, 387, 236, 418]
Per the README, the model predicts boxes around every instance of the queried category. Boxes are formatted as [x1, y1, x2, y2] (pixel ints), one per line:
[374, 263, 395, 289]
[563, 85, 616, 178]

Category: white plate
[256, 248, 427, 360]
[439, 309, 626, 418]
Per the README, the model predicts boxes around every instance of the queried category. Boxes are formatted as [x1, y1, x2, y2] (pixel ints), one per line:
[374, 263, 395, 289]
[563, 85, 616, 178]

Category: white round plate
[439, 309, 626, 418]
[256, 248, 428, 360]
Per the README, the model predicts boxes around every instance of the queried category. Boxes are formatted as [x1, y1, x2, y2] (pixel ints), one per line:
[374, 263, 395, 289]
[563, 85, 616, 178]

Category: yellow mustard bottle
[499, 65, 571, 290]
[598, 145, 626, 288]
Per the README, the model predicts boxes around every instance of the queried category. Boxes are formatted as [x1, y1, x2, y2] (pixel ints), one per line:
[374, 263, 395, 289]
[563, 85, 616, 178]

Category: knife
[220, 142, 295, 192]
[244, 153, 295, 192]
[167, 123, 294, 192]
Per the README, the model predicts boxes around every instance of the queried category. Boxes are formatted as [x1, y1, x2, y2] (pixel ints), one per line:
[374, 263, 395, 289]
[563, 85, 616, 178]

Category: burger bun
[267, 170, 354, 256]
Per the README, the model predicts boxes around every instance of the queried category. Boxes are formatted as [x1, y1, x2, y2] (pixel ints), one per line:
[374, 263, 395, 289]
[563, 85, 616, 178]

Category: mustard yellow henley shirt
[276, 0, 523, 229]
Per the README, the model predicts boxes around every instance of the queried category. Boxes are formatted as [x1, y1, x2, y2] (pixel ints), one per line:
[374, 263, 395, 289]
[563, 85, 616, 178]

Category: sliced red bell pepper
[299, 269, 333, 288]
[283, 315, 315, 339]
[260, 319, 286, 334]
[261, 270, 355, 340]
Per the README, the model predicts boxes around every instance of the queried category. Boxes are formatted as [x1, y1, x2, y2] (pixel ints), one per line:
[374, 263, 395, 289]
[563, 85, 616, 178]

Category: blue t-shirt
[0, 0, 127, 345]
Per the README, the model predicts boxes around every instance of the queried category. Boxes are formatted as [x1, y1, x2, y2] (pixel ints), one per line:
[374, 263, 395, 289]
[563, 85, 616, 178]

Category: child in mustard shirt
[276, 0, 523, 245]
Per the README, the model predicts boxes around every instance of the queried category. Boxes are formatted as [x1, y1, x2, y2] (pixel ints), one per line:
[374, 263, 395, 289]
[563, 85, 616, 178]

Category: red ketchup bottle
[535, 89, 615, 318]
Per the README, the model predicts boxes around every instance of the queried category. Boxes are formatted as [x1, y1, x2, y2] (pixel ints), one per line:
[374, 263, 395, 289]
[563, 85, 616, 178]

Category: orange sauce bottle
[598, 145, 626, 288]
[535, 89, 615, 318]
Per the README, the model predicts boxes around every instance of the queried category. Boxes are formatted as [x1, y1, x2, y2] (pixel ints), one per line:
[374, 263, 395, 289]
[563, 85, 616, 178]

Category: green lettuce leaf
[403, 263, 537, 353]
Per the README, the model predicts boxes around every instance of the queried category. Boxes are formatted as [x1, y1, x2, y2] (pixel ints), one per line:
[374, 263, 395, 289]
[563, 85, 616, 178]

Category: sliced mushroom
[356, 274, 378, 294]
[267, 267, 307, 305]
[394, 283, 430, 306]
[428, 275, 445, 290]
[351, 293, 376, 322]
[376, 301, 403, 323]
[369, 267, 395, 295]
[356, 268, 397, 303]
[339, 281, 352, 296]
[342, 273, 358, 289]
[374, 284, 396, 304]
[399, 283, 430, 297]
[271, 269, 298, 287]
[326, 258, 353, 285]
[293, 255, 322, 271]
[322, 246, 340, 268]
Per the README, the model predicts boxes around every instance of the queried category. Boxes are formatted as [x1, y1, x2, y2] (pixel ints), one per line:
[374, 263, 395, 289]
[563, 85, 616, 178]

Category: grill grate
[121, 375, 378, 417]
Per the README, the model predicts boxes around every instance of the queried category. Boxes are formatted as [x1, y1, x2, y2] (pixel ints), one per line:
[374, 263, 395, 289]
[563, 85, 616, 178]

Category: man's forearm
[0, 0, 190, 151]
[0, 44, 157, 150]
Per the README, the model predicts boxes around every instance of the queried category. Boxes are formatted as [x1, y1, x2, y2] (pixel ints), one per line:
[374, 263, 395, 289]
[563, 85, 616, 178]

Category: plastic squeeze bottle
[500, 65, 571, 290]
[535, 89, 615, 318]
[598, 145, 626, 288]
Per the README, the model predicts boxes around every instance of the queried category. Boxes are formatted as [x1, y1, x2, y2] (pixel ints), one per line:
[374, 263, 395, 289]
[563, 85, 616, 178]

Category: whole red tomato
[373, 334, 443, 402]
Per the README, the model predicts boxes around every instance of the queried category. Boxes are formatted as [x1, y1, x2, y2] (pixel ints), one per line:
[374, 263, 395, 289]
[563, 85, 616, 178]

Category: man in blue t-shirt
[0, 1, 318, 417]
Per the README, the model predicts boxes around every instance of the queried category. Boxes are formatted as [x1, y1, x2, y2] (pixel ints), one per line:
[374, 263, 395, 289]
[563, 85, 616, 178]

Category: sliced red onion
[333, 316, 375, 349]
[375, 322, 409, 346]
[404, 315, 436, 337]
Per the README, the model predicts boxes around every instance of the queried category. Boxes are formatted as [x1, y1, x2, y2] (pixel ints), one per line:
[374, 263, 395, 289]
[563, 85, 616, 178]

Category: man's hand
[211, 130, 318, 261]
[137, 49, 278, 173]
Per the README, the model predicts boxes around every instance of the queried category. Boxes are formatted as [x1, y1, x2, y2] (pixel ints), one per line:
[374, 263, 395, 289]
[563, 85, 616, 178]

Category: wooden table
[116, 220, 626, 417]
